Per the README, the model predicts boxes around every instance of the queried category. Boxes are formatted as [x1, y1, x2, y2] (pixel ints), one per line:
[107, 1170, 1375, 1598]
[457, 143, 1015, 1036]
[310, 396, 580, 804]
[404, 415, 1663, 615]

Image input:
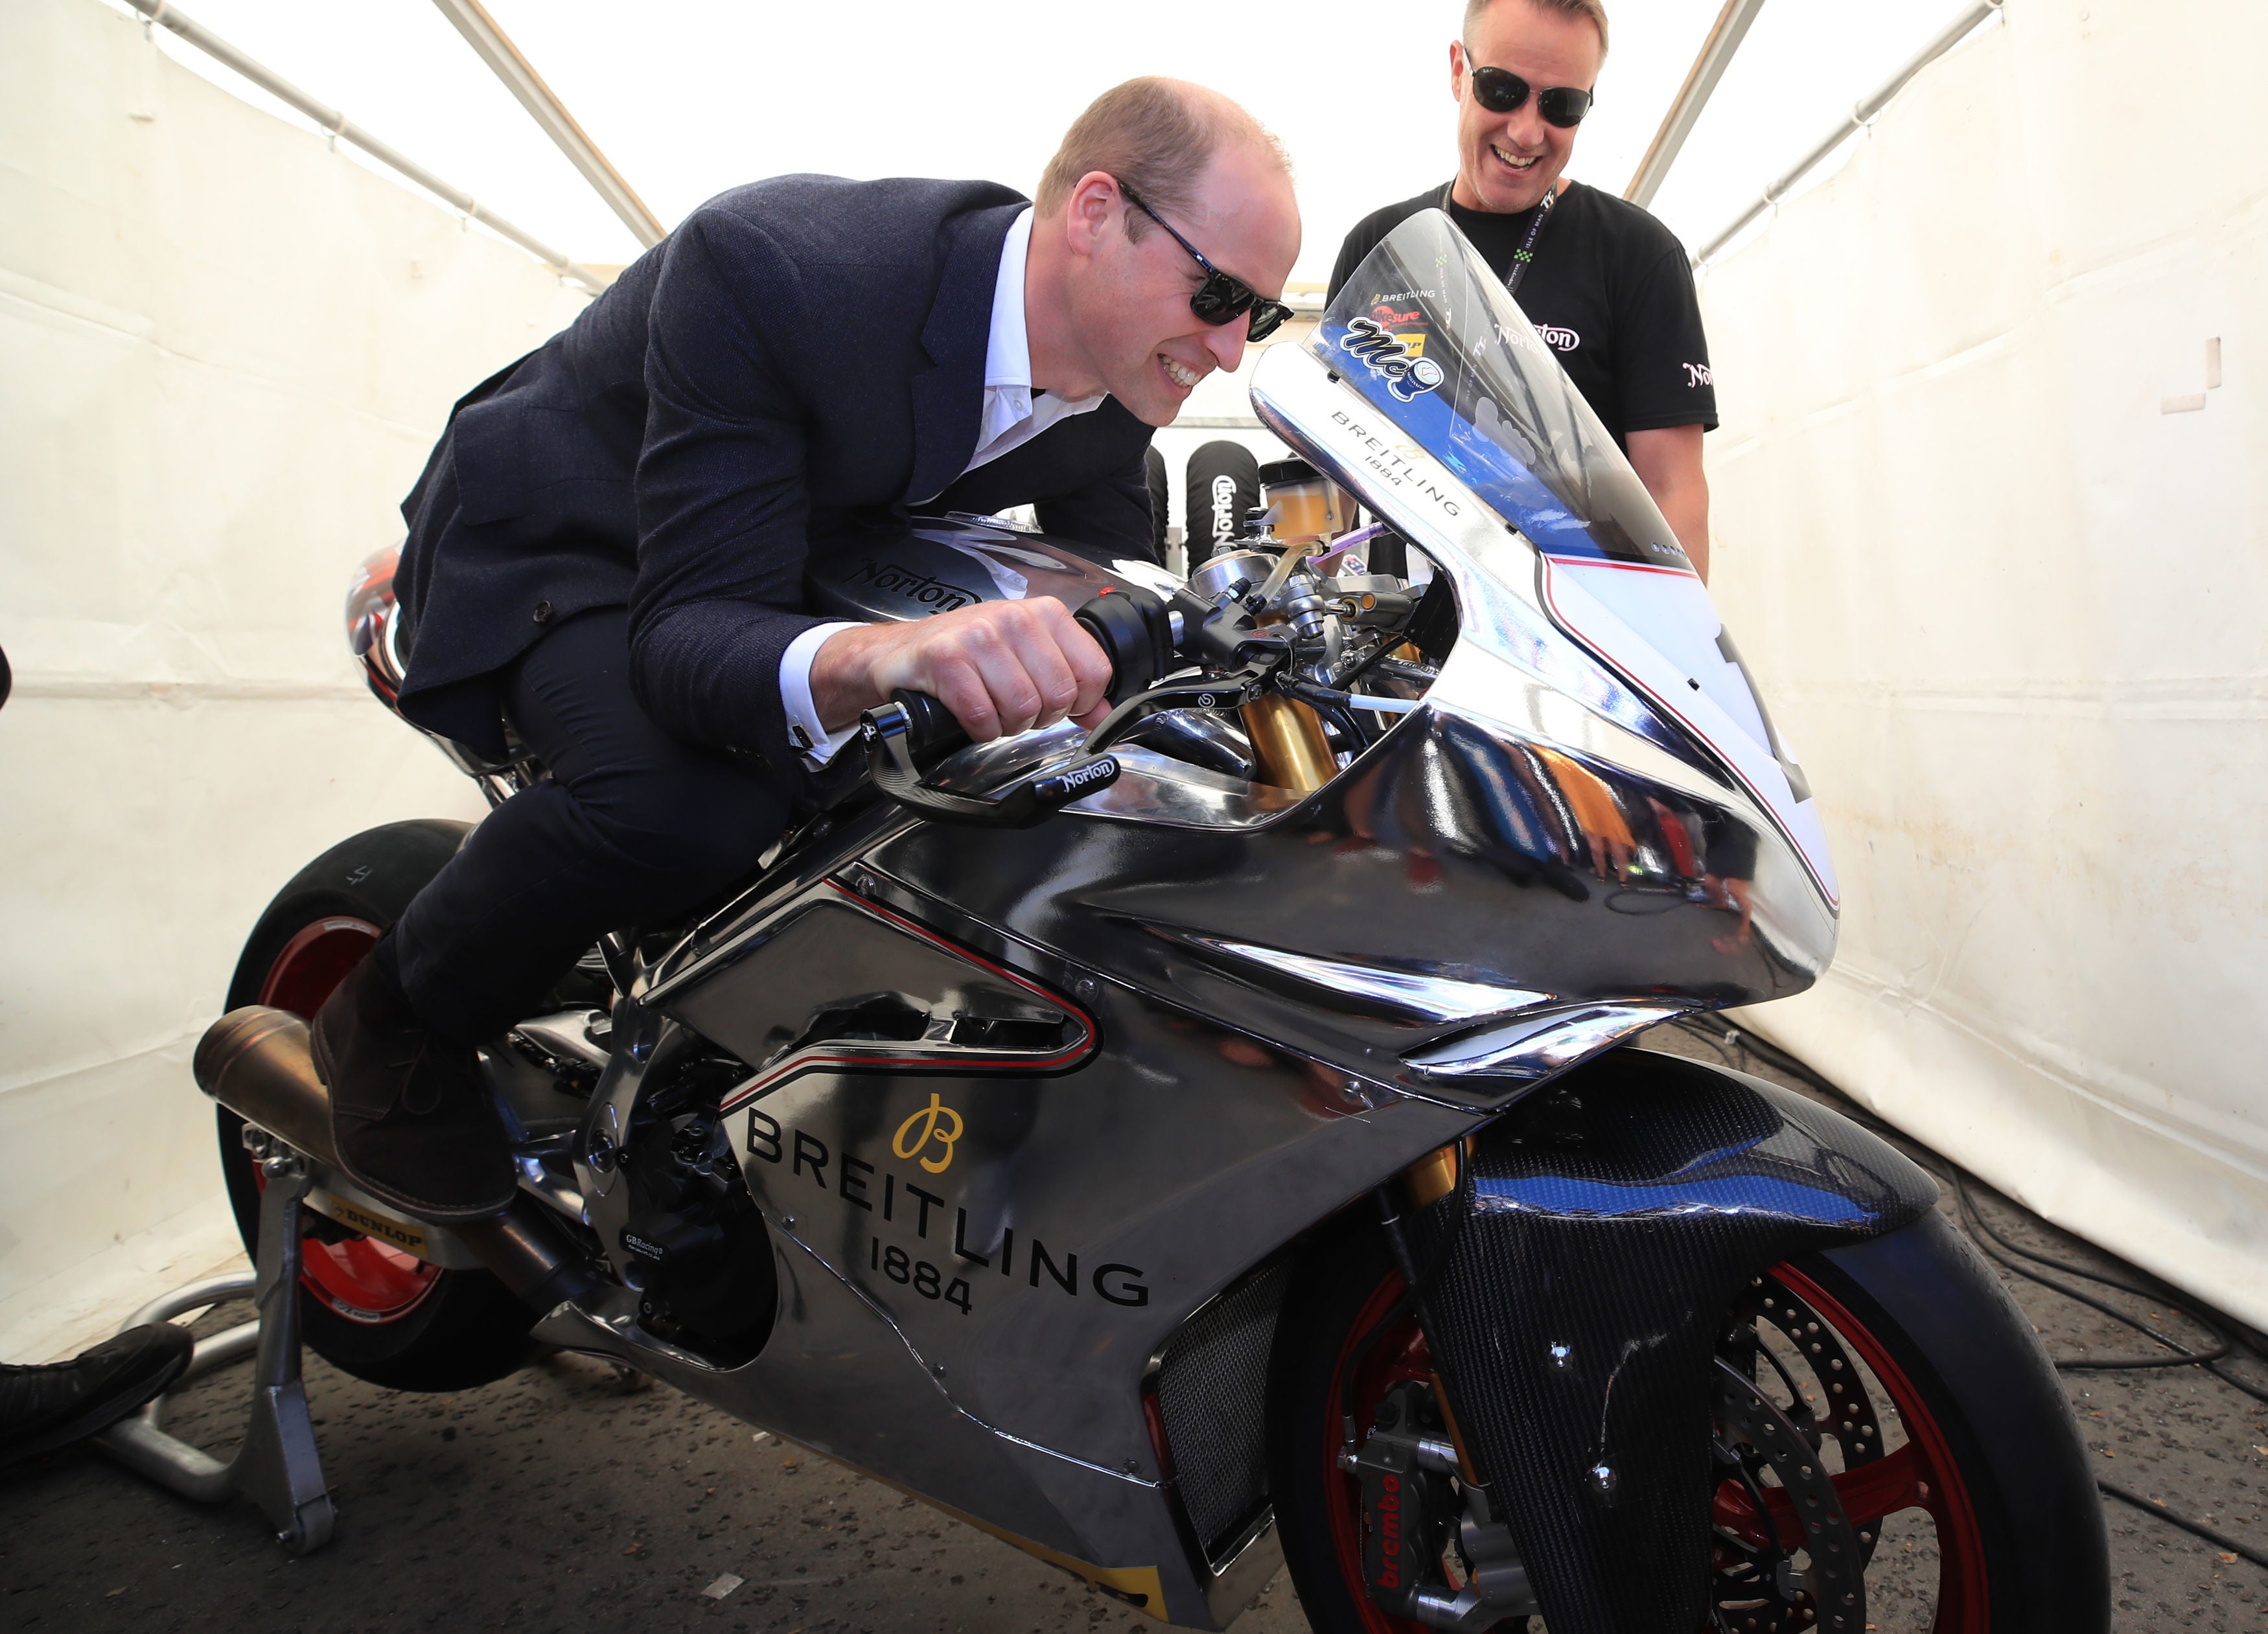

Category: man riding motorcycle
[312, 77, 1302, 1225]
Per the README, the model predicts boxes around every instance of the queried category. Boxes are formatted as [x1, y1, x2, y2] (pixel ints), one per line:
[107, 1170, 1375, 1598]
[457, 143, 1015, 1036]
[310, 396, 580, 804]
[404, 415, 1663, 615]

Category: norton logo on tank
[746, 1096, 1150, 1315]
[849, 556, 982, 616]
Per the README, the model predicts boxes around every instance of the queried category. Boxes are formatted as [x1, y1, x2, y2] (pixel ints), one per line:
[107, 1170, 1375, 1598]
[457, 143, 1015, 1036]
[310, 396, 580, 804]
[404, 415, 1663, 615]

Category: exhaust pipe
[193, 1006, 598, 1311]
[194, 1007, 339, 1167]
[456, 1210, 599, 1315]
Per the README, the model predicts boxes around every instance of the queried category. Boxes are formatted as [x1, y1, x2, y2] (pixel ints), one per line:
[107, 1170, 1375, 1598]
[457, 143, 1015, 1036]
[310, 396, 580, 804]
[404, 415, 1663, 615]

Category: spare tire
[1143, 446, 1170, 560]
[1185, 441, 1258, 568]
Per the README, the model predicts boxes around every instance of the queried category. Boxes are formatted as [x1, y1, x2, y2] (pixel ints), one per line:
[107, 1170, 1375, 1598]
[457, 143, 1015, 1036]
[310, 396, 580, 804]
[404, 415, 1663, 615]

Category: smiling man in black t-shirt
[1328, 0, 1720, 577]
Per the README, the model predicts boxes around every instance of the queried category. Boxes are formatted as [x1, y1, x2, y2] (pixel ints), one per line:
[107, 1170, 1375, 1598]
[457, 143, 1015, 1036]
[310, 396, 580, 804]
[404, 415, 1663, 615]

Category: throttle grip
[1072, 586, 1174, 707]
[888, 689, 969, 765]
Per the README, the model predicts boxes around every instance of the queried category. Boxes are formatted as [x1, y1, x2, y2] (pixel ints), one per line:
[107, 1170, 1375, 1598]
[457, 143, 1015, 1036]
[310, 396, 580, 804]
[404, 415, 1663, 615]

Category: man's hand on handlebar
[808, 599, 1115, 742]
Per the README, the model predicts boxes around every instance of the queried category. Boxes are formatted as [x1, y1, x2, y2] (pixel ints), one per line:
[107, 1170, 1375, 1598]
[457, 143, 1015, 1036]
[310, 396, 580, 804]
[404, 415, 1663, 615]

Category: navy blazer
[393, 175, 1157, 767]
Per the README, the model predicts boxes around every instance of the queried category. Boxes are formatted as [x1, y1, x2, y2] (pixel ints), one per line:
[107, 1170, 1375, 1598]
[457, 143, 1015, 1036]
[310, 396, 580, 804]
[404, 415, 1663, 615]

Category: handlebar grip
[1072, 586, 1174, 708]
[888, 689, 969, 763]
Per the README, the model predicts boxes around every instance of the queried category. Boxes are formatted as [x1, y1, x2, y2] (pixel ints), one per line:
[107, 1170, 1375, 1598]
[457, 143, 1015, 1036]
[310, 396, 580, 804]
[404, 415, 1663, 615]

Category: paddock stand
[91, 1125, 334, 1553]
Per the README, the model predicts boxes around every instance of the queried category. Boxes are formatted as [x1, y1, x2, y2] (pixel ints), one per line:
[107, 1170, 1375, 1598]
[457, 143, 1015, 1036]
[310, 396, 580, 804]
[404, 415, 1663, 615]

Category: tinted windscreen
[1316, 210, 1691, 573]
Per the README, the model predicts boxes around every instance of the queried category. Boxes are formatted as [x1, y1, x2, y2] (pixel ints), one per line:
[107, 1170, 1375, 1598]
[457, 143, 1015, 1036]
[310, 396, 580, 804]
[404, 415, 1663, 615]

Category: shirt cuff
[778, 621, 864, 767]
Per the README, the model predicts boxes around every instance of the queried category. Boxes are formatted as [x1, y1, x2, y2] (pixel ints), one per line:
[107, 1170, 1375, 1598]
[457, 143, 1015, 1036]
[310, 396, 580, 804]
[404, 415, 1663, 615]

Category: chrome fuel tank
[804, 516, 1173, 624]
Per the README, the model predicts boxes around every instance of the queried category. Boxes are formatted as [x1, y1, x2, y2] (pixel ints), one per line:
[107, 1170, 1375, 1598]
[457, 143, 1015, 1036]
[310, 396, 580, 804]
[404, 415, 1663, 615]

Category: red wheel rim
[1749, 1261, 1992, 1632]
[1321, 1261, 1991, 1633]
[252, 917, 444, 1326]
[257, 918, 385, 1017]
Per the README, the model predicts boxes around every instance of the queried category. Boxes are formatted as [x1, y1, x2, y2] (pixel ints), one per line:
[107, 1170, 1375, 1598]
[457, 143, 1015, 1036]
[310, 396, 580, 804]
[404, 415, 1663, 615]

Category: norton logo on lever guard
[1039, 757, 1118, 796]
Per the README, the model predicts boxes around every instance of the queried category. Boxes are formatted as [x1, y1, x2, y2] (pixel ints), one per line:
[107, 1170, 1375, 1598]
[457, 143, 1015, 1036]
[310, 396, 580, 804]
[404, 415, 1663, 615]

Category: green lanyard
[1441, 180, 1558, 299]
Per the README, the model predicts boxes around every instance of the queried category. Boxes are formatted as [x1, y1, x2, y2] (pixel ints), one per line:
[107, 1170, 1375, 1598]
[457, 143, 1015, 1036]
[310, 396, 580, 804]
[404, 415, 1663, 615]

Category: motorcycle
[185, 212, 2107, 1633]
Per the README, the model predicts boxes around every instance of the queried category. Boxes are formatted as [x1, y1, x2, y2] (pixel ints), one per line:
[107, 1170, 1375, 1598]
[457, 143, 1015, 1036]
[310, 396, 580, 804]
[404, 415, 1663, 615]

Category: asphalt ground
[5, 1032, 2265, 1634]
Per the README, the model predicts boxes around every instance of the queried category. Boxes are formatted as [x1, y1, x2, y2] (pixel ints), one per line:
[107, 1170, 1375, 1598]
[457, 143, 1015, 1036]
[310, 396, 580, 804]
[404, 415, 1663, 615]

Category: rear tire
[216, 818, 546, 1393]
[1185, 441, 1258, 568]
[1268, 1207, 2109, 1634]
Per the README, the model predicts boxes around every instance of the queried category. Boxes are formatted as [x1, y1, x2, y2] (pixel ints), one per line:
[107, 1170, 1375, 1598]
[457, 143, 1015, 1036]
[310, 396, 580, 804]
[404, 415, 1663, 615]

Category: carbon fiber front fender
[1417, 1046, 1937, 1634]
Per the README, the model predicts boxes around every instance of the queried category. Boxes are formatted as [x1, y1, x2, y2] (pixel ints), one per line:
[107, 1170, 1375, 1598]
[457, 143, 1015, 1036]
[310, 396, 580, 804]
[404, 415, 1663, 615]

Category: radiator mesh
[1154, 1258, 1292, 1561]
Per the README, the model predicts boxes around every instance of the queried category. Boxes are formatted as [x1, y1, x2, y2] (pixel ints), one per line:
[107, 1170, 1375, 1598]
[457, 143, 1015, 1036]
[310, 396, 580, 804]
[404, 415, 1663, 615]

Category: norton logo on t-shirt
[1534, 323, 1580, 352]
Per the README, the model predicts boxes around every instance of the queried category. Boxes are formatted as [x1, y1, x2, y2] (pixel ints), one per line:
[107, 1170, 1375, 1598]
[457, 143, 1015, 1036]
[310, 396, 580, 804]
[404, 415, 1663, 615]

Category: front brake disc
[1712, 1357, 1867, 1634]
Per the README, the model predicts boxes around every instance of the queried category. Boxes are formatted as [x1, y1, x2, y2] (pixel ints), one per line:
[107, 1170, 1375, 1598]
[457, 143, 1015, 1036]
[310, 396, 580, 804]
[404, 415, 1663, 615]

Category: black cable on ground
[2098, 1479, 2268, 1572]
[1952, 1173, 2243, 1374]
[1667, 1011, 2268, 1567]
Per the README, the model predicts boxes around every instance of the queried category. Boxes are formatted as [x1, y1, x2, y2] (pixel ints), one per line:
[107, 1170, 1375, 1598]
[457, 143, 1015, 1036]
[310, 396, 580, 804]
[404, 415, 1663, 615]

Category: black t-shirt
[1328, 180, 1716, 448]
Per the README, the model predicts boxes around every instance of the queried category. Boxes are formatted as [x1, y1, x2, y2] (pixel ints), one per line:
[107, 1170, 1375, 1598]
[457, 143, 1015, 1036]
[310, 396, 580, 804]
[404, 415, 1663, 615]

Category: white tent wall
[1698, 0, 2267, 1328]
[0, 0, 587, 1359]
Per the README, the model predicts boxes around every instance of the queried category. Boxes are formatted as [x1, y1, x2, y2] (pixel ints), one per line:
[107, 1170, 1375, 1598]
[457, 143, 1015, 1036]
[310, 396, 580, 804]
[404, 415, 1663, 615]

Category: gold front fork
[1241, 693, 1337, 794]
[1400, 1136, 1487, 1486]
[1402, 1140, 1464, 1210]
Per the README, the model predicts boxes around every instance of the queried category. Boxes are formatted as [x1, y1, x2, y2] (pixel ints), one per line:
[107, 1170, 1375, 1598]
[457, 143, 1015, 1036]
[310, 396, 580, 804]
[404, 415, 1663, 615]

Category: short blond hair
[1036, 78, 1288, 239]
[1464, 0, 1610, 60]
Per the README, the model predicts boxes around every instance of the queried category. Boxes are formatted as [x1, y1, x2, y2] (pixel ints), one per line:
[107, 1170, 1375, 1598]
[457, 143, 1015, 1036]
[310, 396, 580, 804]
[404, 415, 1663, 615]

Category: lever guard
[861, 700, 1122, 828]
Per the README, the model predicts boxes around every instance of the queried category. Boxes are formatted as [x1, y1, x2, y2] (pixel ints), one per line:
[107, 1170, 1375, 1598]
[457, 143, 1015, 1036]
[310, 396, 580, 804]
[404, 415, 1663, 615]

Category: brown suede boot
[310, 941, 515, 1222]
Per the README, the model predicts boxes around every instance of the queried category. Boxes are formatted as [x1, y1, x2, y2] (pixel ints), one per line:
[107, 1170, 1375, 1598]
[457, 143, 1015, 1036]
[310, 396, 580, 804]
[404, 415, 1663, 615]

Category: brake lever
[860, 702, 1123, 829]
[1082, 663, 1277, 757]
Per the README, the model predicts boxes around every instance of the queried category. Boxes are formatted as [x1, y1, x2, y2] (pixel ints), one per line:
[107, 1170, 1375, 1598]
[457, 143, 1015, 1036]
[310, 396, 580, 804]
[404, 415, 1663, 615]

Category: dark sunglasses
[1467, 62, 1594, 128]
[1117, 181, 1294, 344]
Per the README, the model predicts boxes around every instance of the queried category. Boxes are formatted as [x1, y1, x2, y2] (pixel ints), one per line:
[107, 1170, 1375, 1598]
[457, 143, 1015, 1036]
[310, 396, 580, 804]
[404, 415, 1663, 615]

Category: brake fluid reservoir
[1258, 457, 1355, 545]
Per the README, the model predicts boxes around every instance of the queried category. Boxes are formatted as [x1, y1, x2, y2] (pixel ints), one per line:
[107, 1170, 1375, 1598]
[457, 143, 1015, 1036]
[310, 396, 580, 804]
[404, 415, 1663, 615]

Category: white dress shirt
[779, 207, 1107, 765]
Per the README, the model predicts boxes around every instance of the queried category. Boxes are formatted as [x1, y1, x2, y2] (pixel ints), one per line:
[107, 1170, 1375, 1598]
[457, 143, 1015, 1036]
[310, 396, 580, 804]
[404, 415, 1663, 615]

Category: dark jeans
[391, 608, 790, 1043]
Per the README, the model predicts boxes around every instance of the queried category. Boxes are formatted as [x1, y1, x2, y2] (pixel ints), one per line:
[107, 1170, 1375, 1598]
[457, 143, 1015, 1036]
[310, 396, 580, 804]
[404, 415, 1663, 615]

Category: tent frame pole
[1693, 0, 2004, 266]
[120, 0, 610, 293]
[1624, 0, 1771, 211]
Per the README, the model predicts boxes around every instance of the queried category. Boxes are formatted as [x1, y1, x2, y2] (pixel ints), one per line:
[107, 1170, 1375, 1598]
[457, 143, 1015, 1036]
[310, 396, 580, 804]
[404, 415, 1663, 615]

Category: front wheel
[216, 818, 544, 1392]
[1268, 1208, 2109, 1634]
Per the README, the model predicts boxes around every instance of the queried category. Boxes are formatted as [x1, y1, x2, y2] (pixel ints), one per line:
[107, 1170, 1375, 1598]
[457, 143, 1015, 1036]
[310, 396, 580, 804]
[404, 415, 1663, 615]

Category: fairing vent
[1154, 1258, 1292, 1563]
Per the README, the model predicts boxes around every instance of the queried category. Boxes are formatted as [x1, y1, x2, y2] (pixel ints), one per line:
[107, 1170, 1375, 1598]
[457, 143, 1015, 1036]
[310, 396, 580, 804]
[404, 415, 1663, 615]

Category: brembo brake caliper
[1341, 1381, 1538, 1631]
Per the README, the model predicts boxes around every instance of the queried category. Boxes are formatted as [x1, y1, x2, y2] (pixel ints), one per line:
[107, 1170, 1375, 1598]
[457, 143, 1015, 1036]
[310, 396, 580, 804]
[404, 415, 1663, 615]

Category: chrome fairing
[576, 381, 1833, 1622]
[1245, 339, 1834, 980]
[568, 865, 1480, 1627]
[871, 705, 1828, 1099]
[599, 717, 1826, 1624]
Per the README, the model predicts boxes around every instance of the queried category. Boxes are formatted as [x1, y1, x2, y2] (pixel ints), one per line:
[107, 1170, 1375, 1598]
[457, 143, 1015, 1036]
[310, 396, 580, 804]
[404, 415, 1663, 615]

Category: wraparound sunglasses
[1468, 61, 1595, 128]
[1117, 181, 1294, 344]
